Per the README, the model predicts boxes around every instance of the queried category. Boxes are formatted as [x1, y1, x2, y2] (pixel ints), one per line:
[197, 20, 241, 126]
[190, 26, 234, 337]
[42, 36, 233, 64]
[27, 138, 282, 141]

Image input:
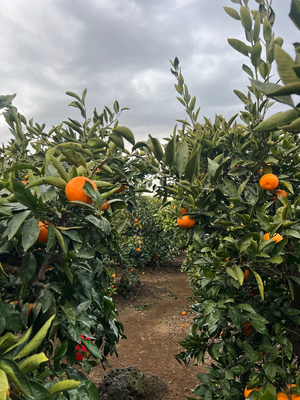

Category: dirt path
[88, 264, 207, 399]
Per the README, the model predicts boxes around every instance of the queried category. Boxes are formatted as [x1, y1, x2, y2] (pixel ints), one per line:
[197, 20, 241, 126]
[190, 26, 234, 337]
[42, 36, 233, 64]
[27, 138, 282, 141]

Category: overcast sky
[0, 0, 298, 147]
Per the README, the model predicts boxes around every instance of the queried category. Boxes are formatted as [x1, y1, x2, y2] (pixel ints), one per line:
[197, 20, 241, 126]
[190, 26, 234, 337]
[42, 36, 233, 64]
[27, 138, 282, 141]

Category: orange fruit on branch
[36, 221, 49, 243]
[115, 183, 127, 193]
[259, 173, 279, 190]
[28, 303, 34, 317]
[180, 208, 188, 215]
[101, 200, 110, 211]
[65, 176, 97, 204]
[177, 215, 196, 228]
[242, 321, 252, 336]
[274, 189, 287, 197]
[244, 386, 259, 398]
[244, 269, 249, 279]
[264, 232, 283, 243]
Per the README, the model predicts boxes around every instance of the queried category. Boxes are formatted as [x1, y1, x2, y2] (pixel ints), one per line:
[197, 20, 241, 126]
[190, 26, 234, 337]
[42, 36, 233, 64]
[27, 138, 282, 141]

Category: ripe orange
[115, 183, 127, 193]
[135, 219, 138, 223]
[137, 236, 140, 239]
[259, 173, 279, 190]
[177, 215, 196, 228]
[180, 208, 188, 215]
[136, 247, 141, 252]
[182, 311, 187, 315]
[244, 386, 259, 398]
[181, 323, 185, 327]
[272, 233, 283, 243]
[264, 232, 283, 243]
[158, 255, 161, 258]
[274, 189, 287, 197]
[277, 393, 289, 400]
[28, 303, 34, 317]
[264, 233, 270, 241]
[36, 221, 48, 243]
[142, 272, 145, 275]
[244, 269, 249, 279]
[101, 200, 110, 211]
[7, 384, 10, 397]
[242, 321, 252, 336]
[138, 240, 142, 244]
[112, 273, 116, 278]
[225, 257, 230, 262]
[65, 176, 97, 204]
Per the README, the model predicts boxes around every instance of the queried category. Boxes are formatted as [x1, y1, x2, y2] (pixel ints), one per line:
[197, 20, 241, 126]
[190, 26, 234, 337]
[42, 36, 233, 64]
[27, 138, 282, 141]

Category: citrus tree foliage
[0, 89, 149, 395]
[0, 316, 97, 399]
[147, 1, 300, 399]
[112, 195, 188, 294]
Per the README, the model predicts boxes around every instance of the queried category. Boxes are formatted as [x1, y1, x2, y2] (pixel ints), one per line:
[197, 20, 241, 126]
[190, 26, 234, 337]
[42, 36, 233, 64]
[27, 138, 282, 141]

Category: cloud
[0, 0, 298, 146]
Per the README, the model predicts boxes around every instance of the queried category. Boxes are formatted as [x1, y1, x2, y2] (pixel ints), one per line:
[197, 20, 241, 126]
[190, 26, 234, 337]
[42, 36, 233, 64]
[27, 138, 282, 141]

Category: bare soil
[88, 258, 207, 400]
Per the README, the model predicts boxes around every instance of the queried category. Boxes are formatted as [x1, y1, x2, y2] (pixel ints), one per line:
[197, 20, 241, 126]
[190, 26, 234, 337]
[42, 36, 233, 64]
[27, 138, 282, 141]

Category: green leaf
[109, 133, 124, 150]
[14, 315, 55, 360]
[263, 18, 272, 41]
[0, 94, 16, 109]
[253, 108, 300, 131]
[0, 358, 34, 398]
[66, 91, 81, 102]
[268, 255, 283, 264]
[19, 353, 48, 374]
[224, 6, 241, 20]
[113, 126, 135, 145]
[12, 178, 37, 211]
[275, 45, 299, 85]
[0, 369, 9, 400]
[289, 0, 300, 29]
[5, 164, 40, 174]
[149, 134, 164, 162]
[252, 270, 264, 300]
[165, 136, 175, 168]
[226, 265, 244, 285]
[207, 158, 219, 181]
[61, 302, 76, 325]
[238, 177, 249, 196]
[263, 362, 276, 381]
[240, 5, 252, 32]
[7, 210, 31, 240]
[253, 11, 261, 43]
[251, 41, 262, 68]
[237, 304, 256, 313]
[62, 149, 86, 168]
[20, 253, 37, 285]
[256, 212, 270, 231]
[242, 64, 254, 78]
[258, 388, 276, 400]
[82, 339, 103, 360]
[185, 145, 199, 183]
[228, 38, 249, 56]
[53, 226, 66, 255]
[22, 217, 40, 250]
[175, 141, 189, 177]
[49, 380, 81, 395]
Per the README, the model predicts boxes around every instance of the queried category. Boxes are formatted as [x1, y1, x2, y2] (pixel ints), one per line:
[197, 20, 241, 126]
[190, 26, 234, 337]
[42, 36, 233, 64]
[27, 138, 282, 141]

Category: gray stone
[98, 366, 169, 400]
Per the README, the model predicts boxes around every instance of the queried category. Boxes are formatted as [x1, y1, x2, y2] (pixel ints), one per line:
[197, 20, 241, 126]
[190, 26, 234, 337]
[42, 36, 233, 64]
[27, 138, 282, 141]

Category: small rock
[98, 366, 169, 400]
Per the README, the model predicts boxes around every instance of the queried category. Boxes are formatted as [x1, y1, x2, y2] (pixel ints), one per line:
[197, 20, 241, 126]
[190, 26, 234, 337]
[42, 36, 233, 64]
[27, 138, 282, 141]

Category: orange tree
[145, 1, 300, 399]
[112, 195, 187, 295]
[0, 90, 148, 396]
